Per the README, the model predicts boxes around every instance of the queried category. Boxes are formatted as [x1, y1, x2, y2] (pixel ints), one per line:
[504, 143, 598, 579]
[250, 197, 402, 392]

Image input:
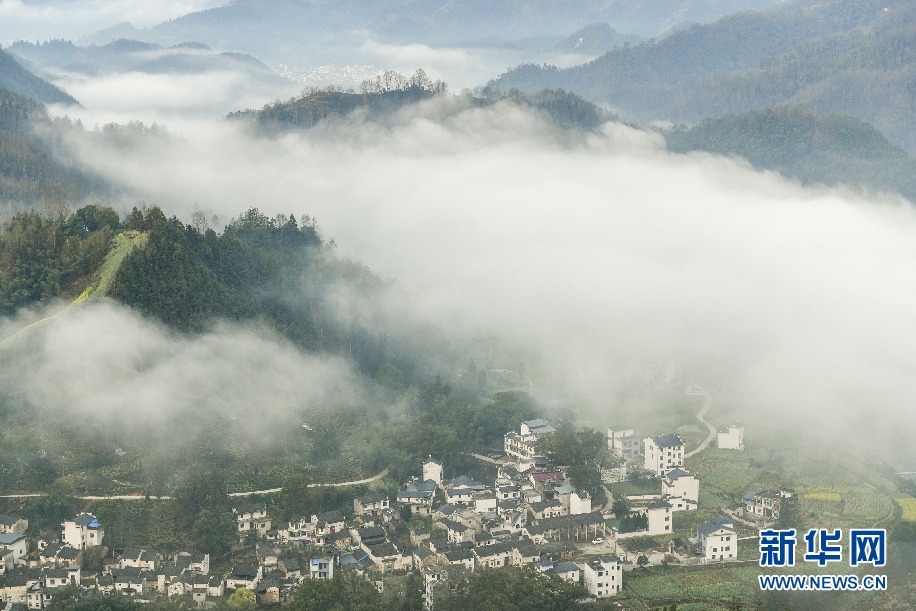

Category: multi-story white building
[717, 423, 744, 450]
[581, 556, 622, 598]
[661, 469, 699, 511]
[643, 434, 684, 476]
[0, 533, 27, 562]
[504, 420, 555, 462]
[233, 503, 271, 539]
[698, 516, 737, 561]
[61, 514, 103, 550]
[309, 556, 334, 580]
[422, 458, 444, 485]
[423, 565, 467, 611]
[569, 491, 591, 516]
[645, 499, 672, 535]
[742, 490, 791, 521]
[353, 493, 390, 517]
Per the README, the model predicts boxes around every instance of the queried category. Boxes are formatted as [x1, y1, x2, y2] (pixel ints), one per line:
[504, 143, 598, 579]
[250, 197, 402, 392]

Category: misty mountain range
[3, 39, 292, 104]
[488, 0, 916, 154]
[74, 0, 779, 60]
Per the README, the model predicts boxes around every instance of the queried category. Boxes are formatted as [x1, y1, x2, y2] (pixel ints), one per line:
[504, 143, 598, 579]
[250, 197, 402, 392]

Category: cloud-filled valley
[24, 97, 916, 470]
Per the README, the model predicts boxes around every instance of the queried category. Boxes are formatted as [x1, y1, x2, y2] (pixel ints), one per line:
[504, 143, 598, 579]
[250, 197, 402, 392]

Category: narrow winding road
[685, 382, 716, 458]
[0, 469, 390, 501]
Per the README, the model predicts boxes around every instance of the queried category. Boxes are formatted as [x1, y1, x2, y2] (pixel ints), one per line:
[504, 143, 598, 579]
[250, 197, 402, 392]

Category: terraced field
[619, 536, 667, 553]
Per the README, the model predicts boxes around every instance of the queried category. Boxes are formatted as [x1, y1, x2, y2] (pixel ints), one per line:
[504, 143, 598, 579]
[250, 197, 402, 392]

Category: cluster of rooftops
[0, 417, 759, 608]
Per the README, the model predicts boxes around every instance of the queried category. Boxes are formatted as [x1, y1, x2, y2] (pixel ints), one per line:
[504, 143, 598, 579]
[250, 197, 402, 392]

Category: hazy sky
[0, 0, 222, 45]
[36, 94, 916, 470]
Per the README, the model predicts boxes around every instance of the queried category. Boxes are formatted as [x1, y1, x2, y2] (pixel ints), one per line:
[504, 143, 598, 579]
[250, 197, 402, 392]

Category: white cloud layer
[356, 40, 594, 92]
[1, 300, 359, 445]
[48, 68, 299, 123]
[49, 98, 916, 470]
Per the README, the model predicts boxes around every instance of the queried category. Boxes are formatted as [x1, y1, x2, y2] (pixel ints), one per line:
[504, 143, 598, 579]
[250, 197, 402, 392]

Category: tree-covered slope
[664, 106, 916, 202]
[663, 5, 916, 152]
[0, 89, 103, 210]
[0, 47, 77, 106]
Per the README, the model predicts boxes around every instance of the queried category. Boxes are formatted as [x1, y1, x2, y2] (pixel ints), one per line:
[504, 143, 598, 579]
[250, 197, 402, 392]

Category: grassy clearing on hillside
[702, 464, 761, 497]
[897, 497, 916, 521]
[612, 480, 661, 498]
[87, 231, 148, 300]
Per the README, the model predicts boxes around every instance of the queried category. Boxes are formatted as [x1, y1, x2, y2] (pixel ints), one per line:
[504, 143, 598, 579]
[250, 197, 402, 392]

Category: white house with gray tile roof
[581, 556, 622, 598]
[645, 499, 673, 535]
[643, 434, 684, 476]
[61, 514, 103, 550]
[717, 423, 744, 450]
[233, 503, 271, 539]
[569, 491, 591, 516]
[698, 516, 737, 561]
[0, 533, 27, 563]
[0, 515, 27, 535]
[504, 420, 555, 462]
[662, 468, 699, 511]
[354, 493, 390, 517]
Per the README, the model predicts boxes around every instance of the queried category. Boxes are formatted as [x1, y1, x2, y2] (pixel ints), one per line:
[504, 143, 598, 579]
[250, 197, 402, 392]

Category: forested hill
[0, 204, 452, 383]
[0, 46, 77, 106]
[486, 0, 916, 153]
[663, 106, 916, 202]
[0, 89, 103, 210]
[231, 72, 613, 133]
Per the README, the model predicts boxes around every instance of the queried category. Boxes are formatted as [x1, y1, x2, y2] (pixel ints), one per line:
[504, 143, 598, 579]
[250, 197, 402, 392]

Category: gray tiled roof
[444, 549, 475, 562]
[697, 516, 735, 537]
[652, 434, 683, 448]
[315, 510, 344, 523]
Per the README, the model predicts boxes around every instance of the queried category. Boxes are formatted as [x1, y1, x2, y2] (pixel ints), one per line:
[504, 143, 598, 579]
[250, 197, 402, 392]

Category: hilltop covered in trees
[230, 69, 613, 134]
[0, 202, 547, 498]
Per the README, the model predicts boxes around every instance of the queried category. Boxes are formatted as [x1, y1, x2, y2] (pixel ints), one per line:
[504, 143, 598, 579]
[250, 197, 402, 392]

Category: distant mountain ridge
[76, 0, 780, 62]
[487, 0, 916, 154]
[7, 39, 288, 89]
